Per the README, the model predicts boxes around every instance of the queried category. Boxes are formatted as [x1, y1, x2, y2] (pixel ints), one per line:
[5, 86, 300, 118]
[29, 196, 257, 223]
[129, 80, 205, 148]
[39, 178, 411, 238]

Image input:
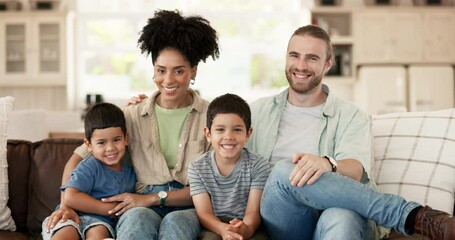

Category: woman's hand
[126, 94, 148, 106]
[44, 205, 79, 233]
[102, 192, 155, 216]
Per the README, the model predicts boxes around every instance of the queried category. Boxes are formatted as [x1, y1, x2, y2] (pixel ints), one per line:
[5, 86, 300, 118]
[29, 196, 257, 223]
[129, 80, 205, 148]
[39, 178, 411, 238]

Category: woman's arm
[101, 186, 194, 216]
[63, 187, 117, 216]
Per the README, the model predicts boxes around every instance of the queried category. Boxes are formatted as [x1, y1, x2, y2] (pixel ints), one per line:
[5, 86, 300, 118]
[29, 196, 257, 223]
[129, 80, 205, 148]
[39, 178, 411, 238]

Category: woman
[43, 9, 220, 240]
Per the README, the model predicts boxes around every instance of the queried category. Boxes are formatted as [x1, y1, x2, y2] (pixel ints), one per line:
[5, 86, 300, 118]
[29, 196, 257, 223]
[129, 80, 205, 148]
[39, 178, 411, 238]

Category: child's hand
[226, 218, 248, 239]
[219, 222, 244, 240]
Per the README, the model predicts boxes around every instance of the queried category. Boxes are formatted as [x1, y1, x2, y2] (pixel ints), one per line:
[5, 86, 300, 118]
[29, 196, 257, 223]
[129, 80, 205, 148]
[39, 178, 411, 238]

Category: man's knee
[314, 208, 367, 240]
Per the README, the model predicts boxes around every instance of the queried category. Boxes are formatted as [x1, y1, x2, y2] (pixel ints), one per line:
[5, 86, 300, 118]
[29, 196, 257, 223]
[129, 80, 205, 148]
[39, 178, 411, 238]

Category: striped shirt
[188, 148, 271, 219]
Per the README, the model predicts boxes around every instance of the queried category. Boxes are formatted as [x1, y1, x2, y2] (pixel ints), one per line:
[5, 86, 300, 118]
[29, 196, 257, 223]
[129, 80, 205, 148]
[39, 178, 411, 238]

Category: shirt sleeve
[61, 158, 96, 194]
[74, 143, 91, 159]
[187, 159, 208, 197]
[250, 152, 271, 190]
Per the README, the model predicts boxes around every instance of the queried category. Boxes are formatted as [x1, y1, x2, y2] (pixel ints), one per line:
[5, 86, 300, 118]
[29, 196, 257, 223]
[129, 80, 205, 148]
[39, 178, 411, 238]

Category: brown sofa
[2, 138, 83, 240]
[0, 138, 444, 240]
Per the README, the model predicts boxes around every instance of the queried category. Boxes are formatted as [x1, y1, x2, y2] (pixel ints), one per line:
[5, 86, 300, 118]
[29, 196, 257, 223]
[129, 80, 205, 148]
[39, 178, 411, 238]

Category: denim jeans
[260, 160, 420, 240]
[116, 181, 200, 240]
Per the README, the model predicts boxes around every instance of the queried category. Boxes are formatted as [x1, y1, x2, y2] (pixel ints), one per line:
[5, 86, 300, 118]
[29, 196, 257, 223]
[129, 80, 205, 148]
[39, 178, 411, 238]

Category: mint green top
[155, 104, 192, 169]
[246, 84, 374, 186]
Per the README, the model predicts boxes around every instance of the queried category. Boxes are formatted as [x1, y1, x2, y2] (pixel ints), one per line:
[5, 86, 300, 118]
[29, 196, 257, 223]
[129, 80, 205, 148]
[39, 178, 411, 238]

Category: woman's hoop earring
[152, 76, 156, 82]
[190, 77, 195, 85]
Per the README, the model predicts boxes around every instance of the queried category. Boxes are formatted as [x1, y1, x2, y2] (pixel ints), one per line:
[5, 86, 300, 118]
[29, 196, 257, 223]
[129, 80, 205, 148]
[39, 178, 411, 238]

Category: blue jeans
[260, 160, 420, 240]
[116, 181, 200, 240]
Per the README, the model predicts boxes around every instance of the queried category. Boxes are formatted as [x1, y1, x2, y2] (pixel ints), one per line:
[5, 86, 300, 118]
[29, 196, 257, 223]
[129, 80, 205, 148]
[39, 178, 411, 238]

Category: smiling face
[153, 48, 197, 109]
[85, 127, 128, 171]
[285, 35, 333, 95]
[205, 113, 252, 163]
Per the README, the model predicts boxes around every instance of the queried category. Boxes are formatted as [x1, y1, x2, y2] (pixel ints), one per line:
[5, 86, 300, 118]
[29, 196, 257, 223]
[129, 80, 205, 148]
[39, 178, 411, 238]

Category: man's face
[285, 35, 332, 95]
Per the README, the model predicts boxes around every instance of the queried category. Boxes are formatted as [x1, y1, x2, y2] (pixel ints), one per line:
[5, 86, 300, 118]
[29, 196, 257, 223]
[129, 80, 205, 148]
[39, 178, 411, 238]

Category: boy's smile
[86, 126, 128, 172]
[205, 113, 252, 163]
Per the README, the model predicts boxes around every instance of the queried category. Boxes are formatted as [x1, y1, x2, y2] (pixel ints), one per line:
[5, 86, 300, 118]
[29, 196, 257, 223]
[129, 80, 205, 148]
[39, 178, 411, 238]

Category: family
[42, 9, 454, 240]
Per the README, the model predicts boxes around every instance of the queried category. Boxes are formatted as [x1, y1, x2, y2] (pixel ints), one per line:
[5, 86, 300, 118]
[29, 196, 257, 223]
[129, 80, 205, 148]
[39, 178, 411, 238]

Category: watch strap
[324, 156, 337, 172]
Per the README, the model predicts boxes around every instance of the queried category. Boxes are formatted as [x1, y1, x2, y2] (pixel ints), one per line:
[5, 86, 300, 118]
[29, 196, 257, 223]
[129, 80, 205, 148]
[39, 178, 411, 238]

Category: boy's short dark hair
[84, 102, 126, 141]
[206, 93, 251, 130]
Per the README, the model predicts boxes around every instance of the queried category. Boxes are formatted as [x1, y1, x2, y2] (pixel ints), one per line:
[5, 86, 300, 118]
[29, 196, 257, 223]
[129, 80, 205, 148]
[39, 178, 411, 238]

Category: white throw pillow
[372, 109, 455, 214]
[0, 96, 16, 230]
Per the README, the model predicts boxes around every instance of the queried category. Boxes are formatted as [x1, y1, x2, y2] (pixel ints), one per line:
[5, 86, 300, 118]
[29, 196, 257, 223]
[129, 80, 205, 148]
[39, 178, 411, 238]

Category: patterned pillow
[372, 109, 455, 214]
[0, 96, 16, 230]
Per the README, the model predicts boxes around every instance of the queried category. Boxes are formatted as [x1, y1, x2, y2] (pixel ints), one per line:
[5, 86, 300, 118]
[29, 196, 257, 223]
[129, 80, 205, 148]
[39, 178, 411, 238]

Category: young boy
[42, 103, 137, 240]
[188, 93, 271, 240]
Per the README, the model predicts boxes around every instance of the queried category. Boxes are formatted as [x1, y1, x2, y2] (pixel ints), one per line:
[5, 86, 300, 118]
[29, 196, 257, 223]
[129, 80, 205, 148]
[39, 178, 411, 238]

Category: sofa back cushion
[7, 140, 32, 232]
[27, 138, 83, 233]
[372, 109, 455, 215]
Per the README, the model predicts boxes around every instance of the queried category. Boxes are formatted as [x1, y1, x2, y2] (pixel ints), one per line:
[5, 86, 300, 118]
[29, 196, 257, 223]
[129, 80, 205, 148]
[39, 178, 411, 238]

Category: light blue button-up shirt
[246, 84, 373, 185]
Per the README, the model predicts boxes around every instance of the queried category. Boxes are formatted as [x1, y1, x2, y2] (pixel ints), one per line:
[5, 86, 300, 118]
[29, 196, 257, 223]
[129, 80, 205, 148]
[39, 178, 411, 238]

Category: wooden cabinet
[422, 11, 455, 63]
[311, 7, 354, 81]
[354, 8, 455, 64]
[0, 12, 73, 86]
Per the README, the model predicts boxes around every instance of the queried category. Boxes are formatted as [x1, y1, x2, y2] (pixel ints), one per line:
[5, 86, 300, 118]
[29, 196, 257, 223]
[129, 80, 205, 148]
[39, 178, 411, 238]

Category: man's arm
[289, 153, 363, 187]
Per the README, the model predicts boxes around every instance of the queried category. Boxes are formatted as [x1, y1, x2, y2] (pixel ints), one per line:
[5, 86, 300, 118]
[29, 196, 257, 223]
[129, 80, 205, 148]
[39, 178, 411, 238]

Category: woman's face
[154, 48, 197, 109]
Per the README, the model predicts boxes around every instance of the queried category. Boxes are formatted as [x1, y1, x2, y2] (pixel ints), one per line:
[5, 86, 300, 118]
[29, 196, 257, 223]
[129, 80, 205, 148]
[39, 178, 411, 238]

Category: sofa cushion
[372, 109, 455, 214]
[27, 138, 83, 233]
[7, 140, 32, 232]
[0, 96, 16, 231]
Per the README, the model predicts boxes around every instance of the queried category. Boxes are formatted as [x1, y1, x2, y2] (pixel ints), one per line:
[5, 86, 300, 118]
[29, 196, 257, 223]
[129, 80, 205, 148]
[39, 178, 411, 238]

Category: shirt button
[179, 144, 182, 148]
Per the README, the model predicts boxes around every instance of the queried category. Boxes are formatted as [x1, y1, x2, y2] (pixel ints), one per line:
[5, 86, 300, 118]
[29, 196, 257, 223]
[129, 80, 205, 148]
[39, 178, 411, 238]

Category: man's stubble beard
[286, 70, 323, 95]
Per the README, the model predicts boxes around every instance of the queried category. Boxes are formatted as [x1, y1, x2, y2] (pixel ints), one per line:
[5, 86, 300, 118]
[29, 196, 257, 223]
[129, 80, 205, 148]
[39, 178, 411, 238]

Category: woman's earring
[152, 76, 156, 82]
[190, 77, 195, 85]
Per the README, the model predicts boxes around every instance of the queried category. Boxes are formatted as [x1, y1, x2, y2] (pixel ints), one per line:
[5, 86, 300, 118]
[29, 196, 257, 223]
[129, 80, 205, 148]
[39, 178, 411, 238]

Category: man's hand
[289, 153, 332, 187]
[125, 94, 147, 106]
[102, 192, 155, 216]
[44, 205, 79, 233]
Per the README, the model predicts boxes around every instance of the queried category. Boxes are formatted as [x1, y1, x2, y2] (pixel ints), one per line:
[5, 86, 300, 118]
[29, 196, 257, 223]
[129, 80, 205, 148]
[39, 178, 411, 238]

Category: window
[75, 0, 310, 107]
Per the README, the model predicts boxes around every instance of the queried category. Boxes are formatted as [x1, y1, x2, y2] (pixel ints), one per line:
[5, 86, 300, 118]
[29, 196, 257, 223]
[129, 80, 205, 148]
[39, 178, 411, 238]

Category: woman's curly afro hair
[138, 9, 220, 67]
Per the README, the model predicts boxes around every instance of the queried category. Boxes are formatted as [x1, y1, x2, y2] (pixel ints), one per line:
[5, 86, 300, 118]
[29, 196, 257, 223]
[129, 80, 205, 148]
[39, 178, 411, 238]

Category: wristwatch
[324, 156, 338, 172]
[158, 191, 167, 207]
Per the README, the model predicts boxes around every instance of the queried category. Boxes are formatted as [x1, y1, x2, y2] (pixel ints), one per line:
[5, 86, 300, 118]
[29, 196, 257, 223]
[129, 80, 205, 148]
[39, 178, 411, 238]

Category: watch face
[158, 191, 167, 198]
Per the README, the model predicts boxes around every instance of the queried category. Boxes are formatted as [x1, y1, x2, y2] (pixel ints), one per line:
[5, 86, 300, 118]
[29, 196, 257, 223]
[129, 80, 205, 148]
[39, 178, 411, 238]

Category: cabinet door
[357, 66, 408, 115]
[423, 12, 455, 63]
[354, 12, 389, 63]
[408, 65, 454, 112]
[354, 11, 422, 63]
[35, 18, 65, 78]
[392, 13, 422, 62]
[0, 19, 29, 78]
[0, 15, 66, 86]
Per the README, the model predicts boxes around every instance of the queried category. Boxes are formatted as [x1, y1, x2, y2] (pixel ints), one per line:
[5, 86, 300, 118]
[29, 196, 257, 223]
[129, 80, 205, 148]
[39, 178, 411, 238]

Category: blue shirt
[61, 156, 137, 226]
[246, 85, 374, 186]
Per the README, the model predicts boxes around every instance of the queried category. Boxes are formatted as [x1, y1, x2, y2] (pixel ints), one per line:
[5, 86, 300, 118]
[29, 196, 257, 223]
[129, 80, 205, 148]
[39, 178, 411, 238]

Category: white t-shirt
[270, 101, 324, 165]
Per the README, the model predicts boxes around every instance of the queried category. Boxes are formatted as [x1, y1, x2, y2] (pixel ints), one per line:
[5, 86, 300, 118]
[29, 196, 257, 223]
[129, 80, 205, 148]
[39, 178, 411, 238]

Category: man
[246, 25, 455, 240]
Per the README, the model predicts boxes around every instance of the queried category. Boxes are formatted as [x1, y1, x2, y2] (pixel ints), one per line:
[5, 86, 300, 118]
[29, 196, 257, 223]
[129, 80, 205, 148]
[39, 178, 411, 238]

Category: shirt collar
[141, 88, 203, 117]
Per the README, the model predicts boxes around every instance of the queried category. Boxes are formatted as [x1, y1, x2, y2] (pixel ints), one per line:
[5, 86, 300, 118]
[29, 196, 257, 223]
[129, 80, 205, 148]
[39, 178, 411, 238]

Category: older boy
[188, 93, 270, 240]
